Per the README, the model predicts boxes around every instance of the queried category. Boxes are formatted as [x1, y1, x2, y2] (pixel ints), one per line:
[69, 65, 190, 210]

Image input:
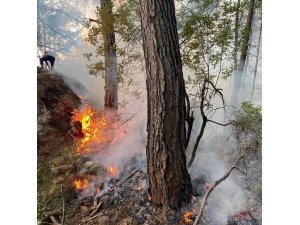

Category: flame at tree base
[71, 104, 127, 154]
[71, 104, 111, 154]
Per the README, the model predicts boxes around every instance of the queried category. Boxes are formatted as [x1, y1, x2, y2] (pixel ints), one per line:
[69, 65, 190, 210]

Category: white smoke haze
[57, 44, 105, 110]
[188, 130, 250, 224]
[184, 59, 261, 224]
[39, 1, 261, 224]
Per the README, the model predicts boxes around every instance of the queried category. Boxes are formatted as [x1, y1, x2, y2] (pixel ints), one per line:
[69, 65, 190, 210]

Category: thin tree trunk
[234, 0, 241, 70]
[240, 12, 255, 102]
[101, 0, 118, 110]
[140, 0, 192, 209]
[238, 0, 255, 73]
[251, 22, 262, 102]
[231, 0, 255, 107]
[43, 30, 47, 52]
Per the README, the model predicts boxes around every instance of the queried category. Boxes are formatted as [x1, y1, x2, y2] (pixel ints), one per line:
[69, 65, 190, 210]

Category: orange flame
[107, 165, 119, 177]
[71, 104, 110, 154]
[74, 178, 89, 191]
[183, 210, 196, 224]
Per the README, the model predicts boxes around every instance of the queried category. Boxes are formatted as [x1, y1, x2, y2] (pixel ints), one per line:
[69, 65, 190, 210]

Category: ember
[74, 178, 89, 191]
[235, 211, 252, 221]
[183, 210, 196, 224]
[107, 165, 119, 177]
[135, 184, 143, 192]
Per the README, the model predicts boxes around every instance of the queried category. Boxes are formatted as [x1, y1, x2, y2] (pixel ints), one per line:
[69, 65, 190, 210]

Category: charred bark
[185, 90, 194, 149]
[140, 0, 192, 208]
[101, 0, 118, 110]
[187, 81, 208, 168]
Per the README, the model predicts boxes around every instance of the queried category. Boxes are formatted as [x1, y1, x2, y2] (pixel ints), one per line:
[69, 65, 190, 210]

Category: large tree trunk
[231, 0, 255, 107]
[101, 0, 118, 109]
[140, 0, 192, 209]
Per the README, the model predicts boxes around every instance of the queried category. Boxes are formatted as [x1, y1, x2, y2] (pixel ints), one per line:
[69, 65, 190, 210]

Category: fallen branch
[61, 186, 66, 225]
[49, 216, 59, 225]
[118, 166, 142, 186]
[81, 213, 103, 223]
[192, 150, 246, 225]
[89, 201, 103, 217]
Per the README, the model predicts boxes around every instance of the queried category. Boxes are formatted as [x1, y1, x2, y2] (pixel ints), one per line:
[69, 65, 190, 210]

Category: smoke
[186, 71, 261, 224]
[41, 2, 261, 224]
[188, 131, 249, 224]
[94, 111, 147, 171]
[37, 0, 99, 55]
[57, 45, 105, 110]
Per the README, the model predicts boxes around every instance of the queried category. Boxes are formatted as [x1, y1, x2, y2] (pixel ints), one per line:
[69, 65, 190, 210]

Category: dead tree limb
[118, 166, 142, 186]
[188, 81, 208, 167]
[185, 89, 194, 148]
[85, 17, 102, 25]
[206, 119, 233, 127]
[188, 78, 229, 167]
[192, 150, 246, 225]
[89, 201, 103, 217]
[50, 216, 59, 225]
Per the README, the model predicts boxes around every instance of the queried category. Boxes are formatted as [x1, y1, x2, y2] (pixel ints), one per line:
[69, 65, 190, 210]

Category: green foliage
[179, 0, 236, 83]
[37, 147, 80, 222]
[84, 0, 142, 86]
[233, 101, 262, 145]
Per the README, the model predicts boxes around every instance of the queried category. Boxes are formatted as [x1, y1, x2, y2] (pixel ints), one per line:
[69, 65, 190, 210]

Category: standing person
[40, 52, 55, 70]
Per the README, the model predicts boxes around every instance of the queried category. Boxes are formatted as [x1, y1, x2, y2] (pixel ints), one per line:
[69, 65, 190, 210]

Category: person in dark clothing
[39, 52, 55, 69]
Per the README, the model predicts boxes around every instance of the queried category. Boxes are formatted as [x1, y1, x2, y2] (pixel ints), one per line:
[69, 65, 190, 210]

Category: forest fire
[74, 178, 89, 191]
[71, 104, 110, 154]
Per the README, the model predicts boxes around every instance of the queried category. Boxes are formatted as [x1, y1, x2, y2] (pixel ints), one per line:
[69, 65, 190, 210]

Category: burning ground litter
[38, 70, 261, 225]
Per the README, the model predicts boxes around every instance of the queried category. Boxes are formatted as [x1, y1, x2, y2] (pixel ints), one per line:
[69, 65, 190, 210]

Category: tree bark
[140, 0, 192, 208]
[101, 0, 118, 109]
[238, 0, 255, 73]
